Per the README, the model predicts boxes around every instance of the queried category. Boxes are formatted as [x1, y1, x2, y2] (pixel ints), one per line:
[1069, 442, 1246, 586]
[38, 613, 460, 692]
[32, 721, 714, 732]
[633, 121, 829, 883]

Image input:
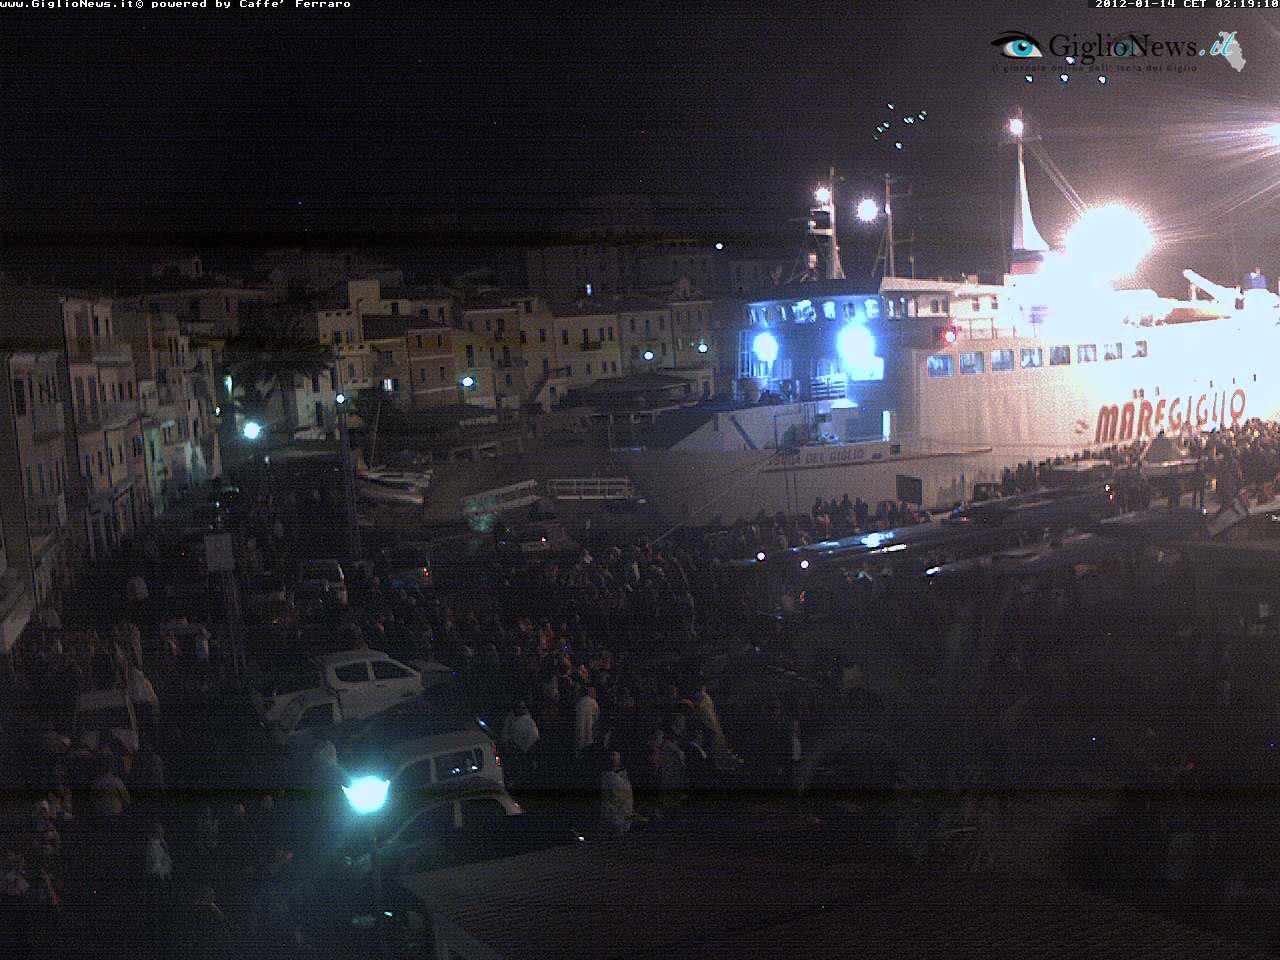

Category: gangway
[545, 477, 636, 501]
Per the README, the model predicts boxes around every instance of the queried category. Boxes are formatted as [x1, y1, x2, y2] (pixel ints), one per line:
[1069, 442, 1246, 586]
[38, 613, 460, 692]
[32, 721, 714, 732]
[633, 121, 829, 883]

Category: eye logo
[992, 32, 1043, 59]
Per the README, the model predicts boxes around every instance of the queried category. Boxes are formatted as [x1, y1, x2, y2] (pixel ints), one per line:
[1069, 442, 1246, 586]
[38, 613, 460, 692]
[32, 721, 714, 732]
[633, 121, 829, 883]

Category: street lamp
[342, 776, 390, 956]
[856, 198, 879, 223]
[460, 375, 475, 388]
[643, 350, 655, 361]
[333, 391, 361, 561]
[696, 341, 709, 354]
[241, 420, 263, 441]
[1007, 116, 1024, 138]
[813, 185, 832, 205]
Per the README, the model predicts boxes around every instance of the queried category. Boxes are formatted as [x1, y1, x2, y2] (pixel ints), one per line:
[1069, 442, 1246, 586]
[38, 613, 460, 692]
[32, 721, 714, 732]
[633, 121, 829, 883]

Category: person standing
[599, 751, 635, 835]
[574, 685, 600, 757]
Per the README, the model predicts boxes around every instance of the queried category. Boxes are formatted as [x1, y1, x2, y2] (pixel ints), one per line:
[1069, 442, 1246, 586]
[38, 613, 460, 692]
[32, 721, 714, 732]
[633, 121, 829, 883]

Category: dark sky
[4, 0, 1280, 291]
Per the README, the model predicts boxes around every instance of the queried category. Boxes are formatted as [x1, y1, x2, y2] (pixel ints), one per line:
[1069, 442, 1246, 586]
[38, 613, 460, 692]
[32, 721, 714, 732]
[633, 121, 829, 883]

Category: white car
[252, 649, 422, 725]
[340, 787, 524, 877]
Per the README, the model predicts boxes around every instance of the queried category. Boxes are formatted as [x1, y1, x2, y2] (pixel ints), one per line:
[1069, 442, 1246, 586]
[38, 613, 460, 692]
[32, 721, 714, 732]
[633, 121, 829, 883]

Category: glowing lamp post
[241, 420, 263, 441]
[1007, 117, 1024, 138]
[334, 390, 361, 561]
[343, 776, 390, 956]
[856, 198, 879, 223]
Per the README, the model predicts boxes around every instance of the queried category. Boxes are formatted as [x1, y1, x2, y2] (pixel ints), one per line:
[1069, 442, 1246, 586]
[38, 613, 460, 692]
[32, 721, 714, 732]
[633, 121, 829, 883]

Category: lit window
[822, 301, 836, 320]
[1077, 344, 1098, 363]
[1019, 347, 1043, 368]
[990, 349, 1014, 372]
[1133, 340, 1148, 358]
[926, 355, 954, 378]
[1049, 345, 1071, 366]
[1103, 342, 1123, 361]
[959, 351, 984, 375]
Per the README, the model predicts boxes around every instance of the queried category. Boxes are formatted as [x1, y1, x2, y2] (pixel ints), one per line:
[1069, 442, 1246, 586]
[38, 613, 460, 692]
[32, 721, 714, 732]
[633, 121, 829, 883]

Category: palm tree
[223, 319, 336, 426]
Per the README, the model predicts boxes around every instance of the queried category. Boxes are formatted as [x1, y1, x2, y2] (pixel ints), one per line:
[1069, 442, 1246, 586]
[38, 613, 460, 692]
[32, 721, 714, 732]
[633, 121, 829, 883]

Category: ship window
[930, 299, 941, 314]
[1133, 340, 1148, 358]
[1019, 347, 1043, 369]
[1049, 345, 1071, 366]
[990, 349, 1014, 372]
[959, 351, 984, 375]
[1103, 342, 1123, 361]
[991, 296, 999, 310]
[1077, 344, 1097, 363]
[822, 301, 837, 320]
[971, 298, 980, 312]
[926, 355, 954, 378]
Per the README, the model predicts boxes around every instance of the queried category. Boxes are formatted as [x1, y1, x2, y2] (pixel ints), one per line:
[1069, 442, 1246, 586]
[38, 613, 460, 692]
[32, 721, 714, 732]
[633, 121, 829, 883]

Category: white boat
[356, 468, 432, 507]
[618, 139, 1280, 524]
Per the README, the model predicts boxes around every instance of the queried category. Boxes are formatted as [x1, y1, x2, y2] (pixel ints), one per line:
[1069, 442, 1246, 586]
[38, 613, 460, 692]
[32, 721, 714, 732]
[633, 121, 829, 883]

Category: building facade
[0, 351, 73, 615]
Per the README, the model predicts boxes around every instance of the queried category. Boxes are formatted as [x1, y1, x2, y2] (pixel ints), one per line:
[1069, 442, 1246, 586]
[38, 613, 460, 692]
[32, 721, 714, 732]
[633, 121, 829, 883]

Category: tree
[223, 319, 335, 426]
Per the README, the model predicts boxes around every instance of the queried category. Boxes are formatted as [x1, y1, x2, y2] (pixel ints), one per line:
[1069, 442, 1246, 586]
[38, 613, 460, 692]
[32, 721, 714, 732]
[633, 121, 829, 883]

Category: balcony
[77, 399, 139, 431]
[70, 337, 132, 365]
[31, 404, 65, 441]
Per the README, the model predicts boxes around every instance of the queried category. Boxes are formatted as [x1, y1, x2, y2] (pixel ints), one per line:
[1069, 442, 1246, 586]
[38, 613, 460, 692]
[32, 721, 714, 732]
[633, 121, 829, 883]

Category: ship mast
[1008, 108, 1049, 275]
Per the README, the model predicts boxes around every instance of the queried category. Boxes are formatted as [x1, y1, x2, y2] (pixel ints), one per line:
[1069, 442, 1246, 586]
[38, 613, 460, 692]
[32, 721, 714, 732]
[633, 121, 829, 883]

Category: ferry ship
[619, 129, 1280, 524]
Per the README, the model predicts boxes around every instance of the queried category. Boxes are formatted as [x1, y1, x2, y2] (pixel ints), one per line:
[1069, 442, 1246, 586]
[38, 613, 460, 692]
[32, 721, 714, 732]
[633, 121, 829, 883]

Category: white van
[75, 689, 140, 755]
[380, 723, 505, 796]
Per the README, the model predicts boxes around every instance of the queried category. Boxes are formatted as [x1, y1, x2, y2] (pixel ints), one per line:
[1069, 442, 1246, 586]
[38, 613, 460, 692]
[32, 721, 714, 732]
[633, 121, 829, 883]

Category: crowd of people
[9, 422, 1280, 953]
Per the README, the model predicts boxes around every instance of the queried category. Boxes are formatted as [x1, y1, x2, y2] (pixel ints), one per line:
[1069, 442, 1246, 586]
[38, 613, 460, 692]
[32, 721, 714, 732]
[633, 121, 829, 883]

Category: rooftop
[400, 835, 1270, 960]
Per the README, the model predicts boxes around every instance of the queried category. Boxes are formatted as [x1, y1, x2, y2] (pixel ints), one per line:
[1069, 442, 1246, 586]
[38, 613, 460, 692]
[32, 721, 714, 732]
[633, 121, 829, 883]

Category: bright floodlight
[856, 198, 879, 222]
[1064, 204, 1154, 282]
[643, 350, 655, 361]
[335, 392, 346, 405]
[342, 776, 390, 815]
[696, 342, 709, 354]
[714, 242, 724, 250]
[836, 323, 876, 370]
[460, 376, 475, 388]
[814, 185, 832, 205]
[751, 331, 779, 365]
[1007, 117, 1024, 138]
[241, 420, 263, 441]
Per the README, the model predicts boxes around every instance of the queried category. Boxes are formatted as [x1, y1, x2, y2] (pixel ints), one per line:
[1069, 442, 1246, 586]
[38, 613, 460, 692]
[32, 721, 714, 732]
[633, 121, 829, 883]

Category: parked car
[75, 689, 140, 755]
[344, 720, 505, 801]
[298, 559, 348, 605]
[251, 649, 422, 725]
[343, 790, 586, 880]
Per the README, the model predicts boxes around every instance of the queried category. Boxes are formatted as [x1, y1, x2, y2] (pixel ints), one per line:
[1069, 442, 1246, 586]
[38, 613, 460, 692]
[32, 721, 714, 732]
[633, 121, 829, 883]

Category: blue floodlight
[697, 342, 709, 353]
[460, 376, 475, 388]
[242, 421, 263, 441]
[643, 350, 655, 361]
[751, 331, 779, 365]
